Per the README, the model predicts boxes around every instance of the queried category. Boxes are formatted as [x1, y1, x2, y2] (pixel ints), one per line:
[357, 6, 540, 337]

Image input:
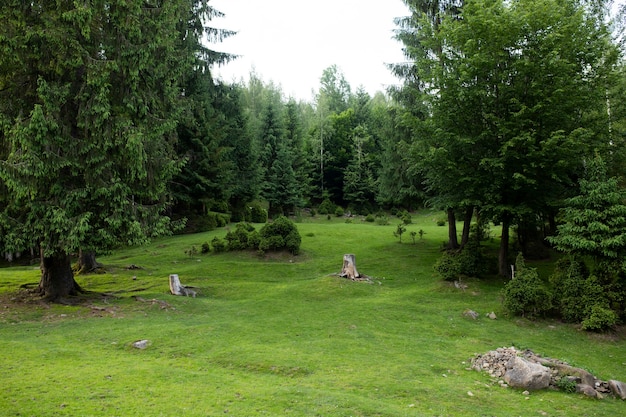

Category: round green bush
[581, 304, 619, 331]
[259, 216, 302, 255]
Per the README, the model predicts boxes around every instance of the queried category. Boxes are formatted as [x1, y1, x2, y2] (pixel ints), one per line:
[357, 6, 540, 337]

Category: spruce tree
[0, 0, 215, 299]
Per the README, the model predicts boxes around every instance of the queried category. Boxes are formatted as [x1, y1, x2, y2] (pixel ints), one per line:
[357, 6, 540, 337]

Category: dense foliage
[0, 0, 625, 324]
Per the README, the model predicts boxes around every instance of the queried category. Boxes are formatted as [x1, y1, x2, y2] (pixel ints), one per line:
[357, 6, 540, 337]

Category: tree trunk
[447, 208, 459, 250]
[76, 250, 102, 274]
[38, 250, 82, 300]
[340, 254, 360, 280]
[498, 212, 511, 277]
[460, 206, 474, 249]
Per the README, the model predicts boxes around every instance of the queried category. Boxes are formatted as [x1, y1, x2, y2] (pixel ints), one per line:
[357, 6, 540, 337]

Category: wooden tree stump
[169, 274, 196, 297]
[340, 254, 360, 280]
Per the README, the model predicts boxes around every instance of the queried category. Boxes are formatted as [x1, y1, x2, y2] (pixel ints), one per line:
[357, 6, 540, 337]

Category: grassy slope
[1, 212, 625, 416]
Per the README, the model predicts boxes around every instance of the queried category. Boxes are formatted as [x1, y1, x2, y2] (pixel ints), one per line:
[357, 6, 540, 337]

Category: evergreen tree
[0, 0, 213, 299]
[549, 154, 626, 261]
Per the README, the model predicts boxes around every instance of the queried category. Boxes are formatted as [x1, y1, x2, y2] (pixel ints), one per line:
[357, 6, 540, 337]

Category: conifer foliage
[0, 1, 217, 299]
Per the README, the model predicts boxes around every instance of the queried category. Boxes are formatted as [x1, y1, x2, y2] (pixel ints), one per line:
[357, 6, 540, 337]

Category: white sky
[208, 0, 410, 102]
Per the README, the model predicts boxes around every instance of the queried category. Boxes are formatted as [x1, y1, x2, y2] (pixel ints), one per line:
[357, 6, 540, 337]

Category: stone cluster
[471, 347, 626, 399]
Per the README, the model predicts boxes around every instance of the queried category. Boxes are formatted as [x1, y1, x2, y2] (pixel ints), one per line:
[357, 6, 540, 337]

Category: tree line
[0, 0, 625, 305]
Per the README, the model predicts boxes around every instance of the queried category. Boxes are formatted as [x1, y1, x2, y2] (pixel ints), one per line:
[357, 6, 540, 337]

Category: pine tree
[0, 0, 214, 299]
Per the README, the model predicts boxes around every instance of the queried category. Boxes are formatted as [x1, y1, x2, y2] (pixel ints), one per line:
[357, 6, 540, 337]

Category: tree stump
[169, 274, 196, 297]
[340, 254, 360, 280]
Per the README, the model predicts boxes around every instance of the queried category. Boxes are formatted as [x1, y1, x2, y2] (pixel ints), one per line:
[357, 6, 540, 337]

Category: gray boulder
[609, 380, 626, 400]
[504, 356, 551, 390]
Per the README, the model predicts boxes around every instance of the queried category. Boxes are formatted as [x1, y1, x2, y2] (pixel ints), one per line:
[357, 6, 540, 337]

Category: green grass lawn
[1, 212, 625, 416]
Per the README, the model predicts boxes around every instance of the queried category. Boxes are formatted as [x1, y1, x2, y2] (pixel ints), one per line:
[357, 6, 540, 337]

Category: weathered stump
[340, 254, 360, 280]
[169, 274, 196, 297]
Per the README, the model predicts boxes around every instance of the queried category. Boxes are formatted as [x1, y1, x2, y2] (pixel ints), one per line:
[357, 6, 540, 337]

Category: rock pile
[471, 347, 626, 399]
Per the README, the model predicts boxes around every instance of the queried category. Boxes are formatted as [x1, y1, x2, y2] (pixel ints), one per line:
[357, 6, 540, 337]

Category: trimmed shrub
[365, 214, 375, 223]
[259, 216, 302, 255]
[335, 206, 345, 217]
[502, 253, 552, 318]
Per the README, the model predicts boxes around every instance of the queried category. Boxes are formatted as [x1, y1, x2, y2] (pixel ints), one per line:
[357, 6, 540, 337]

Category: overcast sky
[208, 0, 410, 102]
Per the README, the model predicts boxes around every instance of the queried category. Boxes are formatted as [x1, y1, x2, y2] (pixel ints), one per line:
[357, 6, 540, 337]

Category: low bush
[318, 199, 334, 215]
[259, 216, 302, 255]
[581, 304, 619, 331]
[201, 242, 211, 254]
[433, 240, 494, 281]
[211, 236, 227, 253]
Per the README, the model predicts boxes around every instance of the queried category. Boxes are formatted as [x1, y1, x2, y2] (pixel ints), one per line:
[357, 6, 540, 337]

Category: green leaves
[549, 155, 626, 260]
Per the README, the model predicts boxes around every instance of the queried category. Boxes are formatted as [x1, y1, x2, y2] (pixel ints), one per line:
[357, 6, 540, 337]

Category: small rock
[576, 384, 599, 398]
[132, 339, 150, 349]
[522, 390, 530, 396]
[487, 312, 497, 320]
[463, 309, 479, 320]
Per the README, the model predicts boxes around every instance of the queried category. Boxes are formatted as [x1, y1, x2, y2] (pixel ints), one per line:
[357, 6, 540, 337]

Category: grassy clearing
[1, 212, 625, 416]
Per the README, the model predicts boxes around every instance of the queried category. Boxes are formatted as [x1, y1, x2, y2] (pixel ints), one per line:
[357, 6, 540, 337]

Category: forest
[0, 0, 626, 328]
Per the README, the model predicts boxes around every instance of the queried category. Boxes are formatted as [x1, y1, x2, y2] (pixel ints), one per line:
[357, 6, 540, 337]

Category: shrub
[206, 211, 230, 228]
[397, 210, 412, 225]
[376, 215, 390, 226]
[581, 304, 619, 331]
[502, 253, 552, 318]
[335, 206, 345, 217]
[436, 217, 446, 226]
[457, 239, 494, 278]
[550, 258, 592, 322]
[185, 246, 198, 257]
[434, 252, 462, 281]
[247, 230, 261, 249]
[556, 376, 577, 393]
[318, 199, 334, 215]
[211, 237, 226, 253]
[201, 242, 211, 254]
[225, 223, 255, 251]
[259, 216, 302, 255]
[365, 214, 375, 223]
[433, 240, 494, 281]
[249, 202, 268, 224]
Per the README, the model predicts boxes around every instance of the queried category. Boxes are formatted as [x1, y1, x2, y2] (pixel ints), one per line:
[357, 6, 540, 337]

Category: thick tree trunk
[460, 206, 474, 249]
[340, 254, 360, 280]
[76, 250, 102, 274]
[38, 250, 82, 300]
[447, 208, 459, 250]
[498, 213, 511, 277]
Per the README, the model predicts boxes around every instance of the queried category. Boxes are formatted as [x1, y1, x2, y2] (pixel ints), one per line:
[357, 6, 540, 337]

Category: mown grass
[1, 211, 625, 416]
